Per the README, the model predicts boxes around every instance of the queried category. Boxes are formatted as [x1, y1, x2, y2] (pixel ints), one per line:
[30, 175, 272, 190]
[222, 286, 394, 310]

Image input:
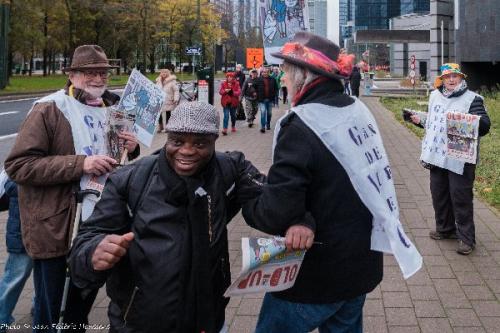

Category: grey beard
[85, 86, 106, 99]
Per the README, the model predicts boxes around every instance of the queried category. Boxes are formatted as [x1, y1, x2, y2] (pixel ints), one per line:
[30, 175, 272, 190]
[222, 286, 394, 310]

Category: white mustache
[85, 86, 106, 98]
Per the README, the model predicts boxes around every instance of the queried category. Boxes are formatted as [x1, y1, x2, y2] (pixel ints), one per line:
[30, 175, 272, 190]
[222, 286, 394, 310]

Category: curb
[0, 85, 126, 102]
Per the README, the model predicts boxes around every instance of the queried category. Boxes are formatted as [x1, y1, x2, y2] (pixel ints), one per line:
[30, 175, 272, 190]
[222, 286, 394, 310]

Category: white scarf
[35, 89, 108, 221]
[273, 101, 422, 279]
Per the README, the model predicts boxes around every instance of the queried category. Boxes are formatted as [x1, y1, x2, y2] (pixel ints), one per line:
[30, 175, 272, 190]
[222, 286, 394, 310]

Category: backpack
[127, 151, 237, 215]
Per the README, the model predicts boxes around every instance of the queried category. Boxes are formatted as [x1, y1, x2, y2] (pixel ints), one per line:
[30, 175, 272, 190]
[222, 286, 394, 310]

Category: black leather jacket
[69, 150, 264, 333]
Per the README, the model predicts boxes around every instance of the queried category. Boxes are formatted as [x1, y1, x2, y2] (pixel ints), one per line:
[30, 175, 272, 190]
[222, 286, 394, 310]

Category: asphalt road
[0, 81, 223, 167]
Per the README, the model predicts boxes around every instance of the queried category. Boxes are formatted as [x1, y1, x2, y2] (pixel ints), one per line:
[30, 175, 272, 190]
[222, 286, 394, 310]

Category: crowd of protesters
[0, 31, 491, 333]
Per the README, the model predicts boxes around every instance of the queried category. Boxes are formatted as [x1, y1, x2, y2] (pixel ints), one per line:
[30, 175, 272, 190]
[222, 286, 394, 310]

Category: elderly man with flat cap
[242, 32, 421, 333]
[68, 102, 312, 332]
[5, 45, 140, 331]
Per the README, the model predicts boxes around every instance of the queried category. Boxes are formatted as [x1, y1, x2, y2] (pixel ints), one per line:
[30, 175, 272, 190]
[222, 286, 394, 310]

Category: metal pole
[0, 0, 11, 90]
[441, 20, 444, 66]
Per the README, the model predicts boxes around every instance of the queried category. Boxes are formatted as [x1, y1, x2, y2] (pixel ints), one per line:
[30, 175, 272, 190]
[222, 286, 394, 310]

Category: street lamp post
[0, 0, 11, 90]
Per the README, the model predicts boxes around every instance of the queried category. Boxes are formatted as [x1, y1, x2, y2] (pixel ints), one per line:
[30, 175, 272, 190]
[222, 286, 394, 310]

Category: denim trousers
[255, 293, 366, 333]
[33, 256, 98, 333]
[0, 252, 33, 326]
[259, 100, 273, 129]
[222, 106, 236, 129]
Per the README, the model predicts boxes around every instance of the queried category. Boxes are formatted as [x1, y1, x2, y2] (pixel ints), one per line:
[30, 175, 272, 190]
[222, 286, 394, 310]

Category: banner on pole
[259, 0, 310, 65]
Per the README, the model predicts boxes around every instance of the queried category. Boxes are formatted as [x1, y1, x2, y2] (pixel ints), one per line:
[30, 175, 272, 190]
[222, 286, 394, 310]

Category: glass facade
[401, 0, 430, 15]
[354, 0, 398, 30]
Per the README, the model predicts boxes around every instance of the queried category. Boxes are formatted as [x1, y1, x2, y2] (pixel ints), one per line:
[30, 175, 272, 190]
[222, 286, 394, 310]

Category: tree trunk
[149, 45, 155, 74]
[65, 0, 74, 59]
[140, 2, 147, 74]
[42, 4, 48, 76]
[29, 43, 34, 76]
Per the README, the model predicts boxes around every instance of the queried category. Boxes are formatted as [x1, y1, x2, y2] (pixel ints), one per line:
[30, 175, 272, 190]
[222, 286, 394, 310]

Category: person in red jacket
[219, 72, 241, 135]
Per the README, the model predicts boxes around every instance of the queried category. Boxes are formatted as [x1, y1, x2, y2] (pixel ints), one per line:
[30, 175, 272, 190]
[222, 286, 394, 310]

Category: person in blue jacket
[0, 179, 33, 332]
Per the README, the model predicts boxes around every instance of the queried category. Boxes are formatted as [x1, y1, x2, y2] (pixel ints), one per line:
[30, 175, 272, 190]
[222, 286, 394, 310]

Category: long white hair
[283, 61, 320, 102]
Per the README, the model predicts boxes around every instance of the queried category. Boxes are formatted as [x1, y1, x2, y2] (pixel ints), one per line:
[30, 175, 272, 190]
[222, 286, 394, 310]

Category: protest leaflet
[117, 69, 165, 147]
[224, 236, 306, 297]
[446, 111, 480, 164]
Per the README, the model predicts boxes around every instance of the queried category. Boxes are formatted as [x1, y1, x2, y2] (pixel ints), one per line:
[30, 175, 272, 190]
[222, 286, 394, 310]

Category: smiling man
[5, 45, 139, 332]
[68, 102, 300, 333]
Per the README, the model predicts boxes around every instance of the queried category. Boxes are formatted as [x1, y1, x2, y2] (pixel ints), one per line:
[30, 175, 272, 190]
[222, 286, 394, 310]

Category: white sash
[273, 101, 422, 279]
[421, 89, 479, 175]
[34, 90, 108, 220]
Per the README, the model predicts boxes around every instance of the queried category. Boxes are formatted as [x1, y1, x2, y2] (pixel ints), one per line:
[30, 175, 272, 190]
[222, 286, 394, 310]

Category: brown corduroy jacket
[4, 89, 136, 259]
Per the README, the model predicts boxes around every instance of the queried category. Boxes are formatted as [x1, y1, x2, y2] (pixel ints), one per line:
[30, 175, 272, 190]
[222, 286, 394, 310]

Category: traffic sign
[246, 48, 264, 69]
[410, 55, 416, 63]
[409, 70, 416, 78]
[410, 62, 416, 70]
[410, 78, 416, 85]
[186, 46, 201, 55]
[198, 80, 208, 104]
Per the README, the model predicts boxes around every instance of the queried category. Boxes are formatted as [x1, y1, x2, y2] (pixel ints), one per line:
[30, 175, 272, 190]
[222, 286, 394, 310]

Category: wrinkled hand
[285, 225, 314, 251]
[91, 232, 134, 271]
[410, 114, 420, 125]
[118, 131, 139, 153]
[83, 155, 117, 176]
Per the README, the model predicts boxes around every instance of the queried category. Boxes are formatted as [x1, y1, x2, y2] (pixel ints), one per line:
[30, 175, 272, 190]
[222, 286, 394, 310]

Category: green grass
[0, 72, 226, 95]
[380, 94, 500, 210]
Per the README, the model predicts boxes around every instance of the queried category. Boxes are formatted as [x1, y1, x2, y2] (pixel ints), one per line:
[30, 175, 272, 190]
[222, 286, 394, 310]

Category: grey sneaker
[429, 230, 458, 240]
[457, 240, 474, 255]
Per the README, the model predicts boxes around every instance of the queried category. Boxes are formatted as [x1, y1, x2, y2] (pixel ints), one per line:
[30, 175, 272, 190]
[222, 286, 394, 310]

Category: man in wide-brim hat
[5, 45, 140, 332]
[242, 31, 422, 332]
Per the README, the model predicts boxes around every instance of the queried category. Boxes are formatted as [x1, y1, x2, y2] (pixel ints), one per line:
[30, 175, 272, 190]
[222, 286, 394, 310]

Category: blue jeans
[0, 252, 33, 326]
[259, 100, 273, 129]
[255, 293, 366, 333]
[33, 256, 98, 333]
[222, 106, 236, 129]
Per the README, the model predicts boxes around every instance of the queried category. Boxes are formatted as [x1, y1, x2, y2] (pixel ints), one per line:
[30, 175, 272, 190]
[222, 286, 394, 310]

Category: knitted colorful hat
[166, 102, 219, 135]
[434, 63, 467, 88]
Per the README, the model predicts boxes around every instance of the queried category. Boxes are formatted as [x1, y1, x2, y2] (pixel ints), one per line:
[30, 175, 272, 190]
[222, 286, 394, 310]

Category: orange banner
[246, 48, 264, 69]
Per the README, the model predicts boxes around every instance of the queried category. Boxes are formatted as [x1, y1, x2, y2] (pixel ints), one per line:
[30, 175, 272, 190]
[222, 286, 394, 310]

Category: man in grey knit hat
[69, 102, 312, 332]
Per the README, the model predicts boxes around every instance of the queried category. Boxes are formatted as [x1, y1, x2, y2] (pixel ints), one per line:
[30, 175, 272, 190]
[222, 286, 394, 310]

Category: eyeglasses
[79, 70, 110, 79]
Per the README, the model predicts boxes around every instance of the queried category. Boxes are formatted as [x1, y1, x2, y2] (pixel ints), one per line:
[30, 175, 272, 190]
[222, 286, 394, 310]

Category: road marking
[0, 97, 37, 104]
[0, 111, 20, 116]
[0, 133, 17, 141]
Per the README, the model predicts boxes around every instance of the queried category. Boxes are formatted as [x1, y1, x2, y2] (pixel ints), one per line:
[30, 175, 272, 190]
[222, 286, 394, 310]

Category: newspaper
[117, 69, 165, 147]
[106, 107, 134, 163]
[446, 111, 480, 164]
[402, 108, 427, 125]
[224, 236, 306, 297]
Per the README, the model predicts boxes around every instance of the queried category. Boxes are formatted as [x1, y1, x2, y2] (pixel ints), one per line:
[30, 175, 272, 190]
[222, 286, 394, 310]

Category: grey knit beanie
[165, 101, 219, 135]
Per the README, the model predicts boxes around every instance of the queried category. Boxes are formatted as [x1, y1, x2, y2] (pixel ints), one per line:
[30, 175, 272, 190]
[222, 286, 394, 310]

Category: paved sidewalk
[0, 96, 499, 332]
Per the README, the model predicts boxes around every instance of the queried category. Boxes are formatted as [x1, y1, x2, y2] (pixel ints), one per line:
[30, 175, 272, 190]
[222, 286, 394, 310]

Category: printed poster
[224, 236, 306, 297]
[106, 108, 134, 163]
[446, 111, 480, 164]
[117, 69, 165, 147]
[259, 0, 310, 64]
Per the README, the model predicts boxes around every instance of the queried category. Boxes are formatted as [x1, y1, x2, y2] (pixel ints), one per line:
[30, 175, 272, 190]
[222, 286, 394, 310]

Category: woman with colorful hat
[242, 32, 422, 333]
[410, 63, 491, 255]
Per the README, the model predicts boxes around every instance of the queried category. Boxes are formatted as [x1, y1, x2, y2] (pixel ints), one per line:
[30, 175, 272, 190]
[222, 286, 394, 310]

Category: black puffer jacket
[243, 79, 383, 303]
[69, 149, 264, 333]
